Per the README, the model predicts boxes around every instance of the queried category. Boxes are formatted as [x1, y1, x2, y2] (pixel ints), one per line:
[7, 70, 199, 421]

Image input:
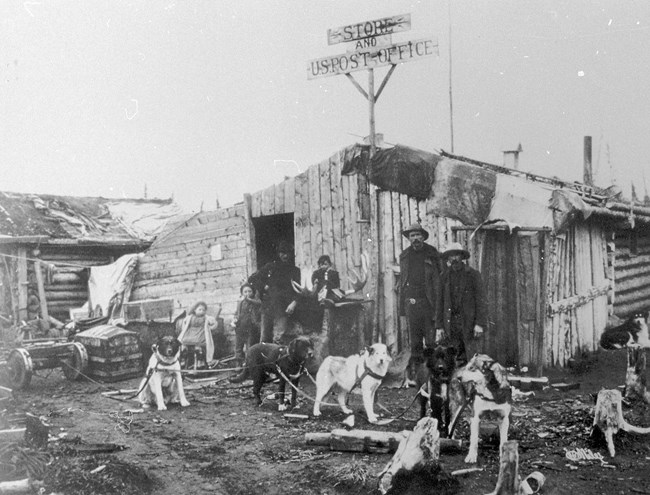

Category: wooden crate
[123, 298, 175, 322]
[74, 325, 143, 382]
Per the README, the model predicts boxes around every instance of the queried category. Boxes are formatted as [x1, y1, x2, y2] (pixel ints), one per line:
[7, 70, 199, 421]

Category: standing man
[248, 240, 301, 344]
[398, 223, 443, 387]
[436, 242, 487, 364]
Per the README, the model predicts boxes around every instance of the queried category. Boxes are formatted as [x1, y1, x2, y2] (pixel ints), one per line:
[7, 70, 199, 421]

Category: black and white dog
[449, 353, 512, 464]
[600, 312, 650, 350]
[138, 336, 190, 411]
[416, 345, 457, 436]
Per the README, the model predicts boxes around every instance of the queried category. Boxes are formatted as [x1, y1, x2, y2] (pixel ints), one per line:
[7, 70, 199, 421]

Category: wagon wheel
[6, 348, 33, 390]
[62, 342, 89, 381]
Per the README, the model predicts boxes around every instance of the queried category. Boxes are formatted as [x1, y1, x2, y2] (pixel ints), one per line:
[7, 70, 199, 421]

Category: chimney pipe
[583, 136, 593, 186]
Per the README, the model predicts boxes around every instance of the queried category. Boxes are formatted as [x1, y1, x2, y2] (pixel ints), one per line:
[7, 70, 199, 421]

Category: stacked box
[74, 325, 142, 382]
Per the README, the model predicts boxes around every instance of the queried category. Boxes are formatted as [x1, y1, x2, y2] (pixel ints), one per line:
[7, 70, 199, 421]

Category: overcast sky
[1, 1, 648, 212]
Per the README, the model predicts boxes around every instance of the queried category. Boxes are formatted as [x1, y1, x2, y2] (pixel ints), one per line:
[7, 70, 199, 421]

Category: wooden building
[130, 144, 650, 370]
[0, 192, 180, 326]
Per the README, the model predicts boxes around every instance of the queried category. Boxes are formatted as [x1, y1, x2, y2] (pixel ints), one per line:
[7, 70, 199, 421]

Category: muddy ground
[1, 348, 649, 495]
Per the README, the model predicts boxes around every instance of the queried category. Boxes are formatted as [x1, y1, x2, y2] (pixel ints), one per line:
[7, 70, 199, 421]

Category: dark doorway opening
[252, 213, 295, 269]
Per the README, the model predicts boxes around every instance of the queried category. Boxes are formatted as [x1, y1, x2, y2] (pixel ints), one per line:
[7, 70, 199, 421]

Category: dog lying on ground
[416, 345, 457, 436]
[229, 336, 314, 411]
[600, 312, 650, 350]
[138, 336, 190, 411]
[448, 353, 512, 463]
[313, 343, 392, 424]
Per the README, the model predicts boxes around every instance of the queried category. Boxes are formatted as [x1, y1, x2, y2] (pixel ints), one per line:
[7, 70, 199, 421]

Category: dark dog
[600, 313, 650, 350]
[416, 345, 457, 435]
[230, 336, 314, 410]
[138, 336, 189, 411]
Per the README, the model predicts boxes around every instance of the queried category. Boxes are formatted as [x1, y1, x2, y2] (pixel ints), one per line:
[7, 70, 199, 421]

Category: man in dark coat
[436, 242, 487, 364]
[248, 241, 301, 345]
[398, 223, 443, 386]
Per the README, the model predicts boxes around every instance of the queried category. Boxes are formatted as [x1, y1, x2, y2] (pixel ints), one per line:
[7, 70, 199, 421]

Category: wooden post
[16, 248, 28, 322]
[486, 440, 521, 495]
[34, 260, 50, 329]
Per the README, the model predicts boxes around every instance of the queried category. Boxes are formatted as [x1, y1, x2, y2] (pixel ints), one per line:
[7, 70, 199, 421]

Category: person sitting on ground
[311, 255, 342, 307]
[177, 301, 221, 369]
[232, 283, 261, 369]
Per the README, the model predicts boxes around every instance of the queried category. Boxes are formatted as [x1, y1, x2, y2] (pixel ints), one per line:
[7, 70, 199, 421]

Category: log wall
[131, 205, 250, 335]
[613, 229, 650, 317]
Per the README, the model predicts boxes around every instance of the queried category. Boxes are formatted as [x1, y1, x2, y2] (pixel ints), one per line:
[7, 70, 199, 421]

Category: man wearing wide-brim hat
[398, 223, 443, 387]
[435, 242, 487, 363]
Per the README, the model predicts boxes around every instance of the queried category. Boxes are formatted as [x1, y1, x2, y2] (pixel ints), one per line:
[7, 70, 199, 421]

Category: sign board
[327, 14, 411, 45]
[346, 34, 392, 53]
[307, 38, 437, 80]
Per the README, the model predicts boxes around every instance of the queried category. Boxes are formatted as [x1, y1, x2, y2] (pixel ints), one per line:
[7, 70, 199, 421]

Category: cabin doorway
[252, 213, 295, 269]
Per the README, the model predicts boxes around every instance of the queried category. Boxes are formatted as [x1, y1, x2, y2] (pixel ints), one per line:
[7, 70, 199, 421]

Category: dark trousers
[260, 310, 295, 345]
[405, 298, 435, 364]
[235, 320, 260, 361]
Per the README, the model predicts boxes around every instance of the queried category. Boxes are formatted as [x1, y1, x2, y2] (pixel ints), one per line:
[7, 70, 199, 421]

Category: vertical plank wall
[249, 150, 456, 355]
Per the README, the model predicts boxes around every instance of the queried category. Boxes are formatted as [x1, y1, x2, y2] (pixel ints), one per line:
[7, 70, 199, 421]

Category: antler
[348, 252, 369, 293]
[291, 280, 313, 297]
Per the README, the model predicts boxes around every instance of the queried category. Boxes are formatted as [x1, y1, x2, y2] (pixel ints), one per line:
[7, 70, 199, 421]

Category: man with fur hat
[248, 240, 301, 344]
[436, 242, 487, 364]
[398, 222, 443, 387]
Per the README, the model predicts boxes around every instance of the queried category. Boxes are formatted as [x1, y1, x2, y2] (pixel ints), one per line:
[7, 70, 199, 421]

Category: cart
[4, 341, 89, 390]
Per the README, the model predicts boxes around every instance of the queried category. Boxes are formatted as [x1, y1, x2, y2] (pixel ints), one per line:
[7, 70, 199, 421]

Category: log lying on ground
[625, 347, 650, 403]
[305, 428, 462, 455]
[377, 417, 441, 495]
[0, 478, 31, 494]
[592, 388, 650, 457]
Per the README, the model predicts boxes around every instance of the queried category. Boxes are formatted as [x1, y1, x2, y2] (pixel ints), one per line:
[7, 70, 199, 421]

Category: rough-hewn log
[592, 389, 650, 457]
[377, 417, 441, 495]
[305, 429, 461, 454]
[625, 348, 650, 404]
[486, 440, 520, 495]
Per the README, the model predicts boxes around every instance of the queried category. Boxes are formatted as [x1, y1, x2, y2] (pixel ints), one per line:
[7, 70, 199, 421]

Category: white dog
[138, 336, 190, 411]
[313, 343, 392, 424]
[449, 353, 512, 463]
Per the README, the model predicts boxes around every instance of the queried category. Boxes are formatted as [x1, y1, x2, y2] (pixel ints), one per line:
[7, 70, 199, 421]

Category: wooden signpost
[308, 13, 438, 155]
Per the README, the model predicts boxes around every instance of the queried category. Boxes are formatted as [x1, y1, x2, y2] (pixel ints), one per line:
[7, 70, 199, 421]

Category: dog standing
[313, 343, 391, 424]
[138, 336, 190, 411]
[448, 353, 512, 463]
[229, 336, 314, 411]
[416, 345, 457, 435]
[600, 312, 650, 350]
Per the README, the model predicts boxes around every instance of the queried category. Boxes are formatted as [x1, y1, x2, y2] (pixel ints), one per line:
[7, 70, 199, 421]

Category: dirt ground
[1, 348, 650, 495]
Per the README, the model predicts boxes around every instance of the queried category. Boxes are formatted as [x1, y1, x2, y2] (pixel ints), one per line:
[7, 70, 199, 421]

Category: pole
[448, 0, 455, 152]
[368, 68, 376, 158]
[583, 136, 593, 186]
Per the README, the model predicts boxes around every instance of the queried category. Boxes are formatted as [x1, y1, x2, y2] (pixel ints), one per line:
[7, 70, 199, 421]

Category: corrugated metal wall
[613, 229, 650, 317]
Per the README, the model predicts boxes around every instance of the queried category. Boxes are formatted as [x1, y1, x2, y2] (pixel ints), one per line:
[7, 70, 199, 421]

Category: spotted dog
[415, 345, 457, 436]
[313, 343, 392, 424]
[138, 336, 190, 411]
[600, 312, 650, 350]
[230, 336, 314, 411]
[448, 353, 512, 463]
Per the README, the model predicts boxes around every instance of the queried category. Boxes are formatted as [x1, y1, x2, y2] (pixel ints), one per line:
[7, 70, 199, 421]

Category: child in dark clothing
[232, 283, 261, 366]
[311, 255, 342, 306]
